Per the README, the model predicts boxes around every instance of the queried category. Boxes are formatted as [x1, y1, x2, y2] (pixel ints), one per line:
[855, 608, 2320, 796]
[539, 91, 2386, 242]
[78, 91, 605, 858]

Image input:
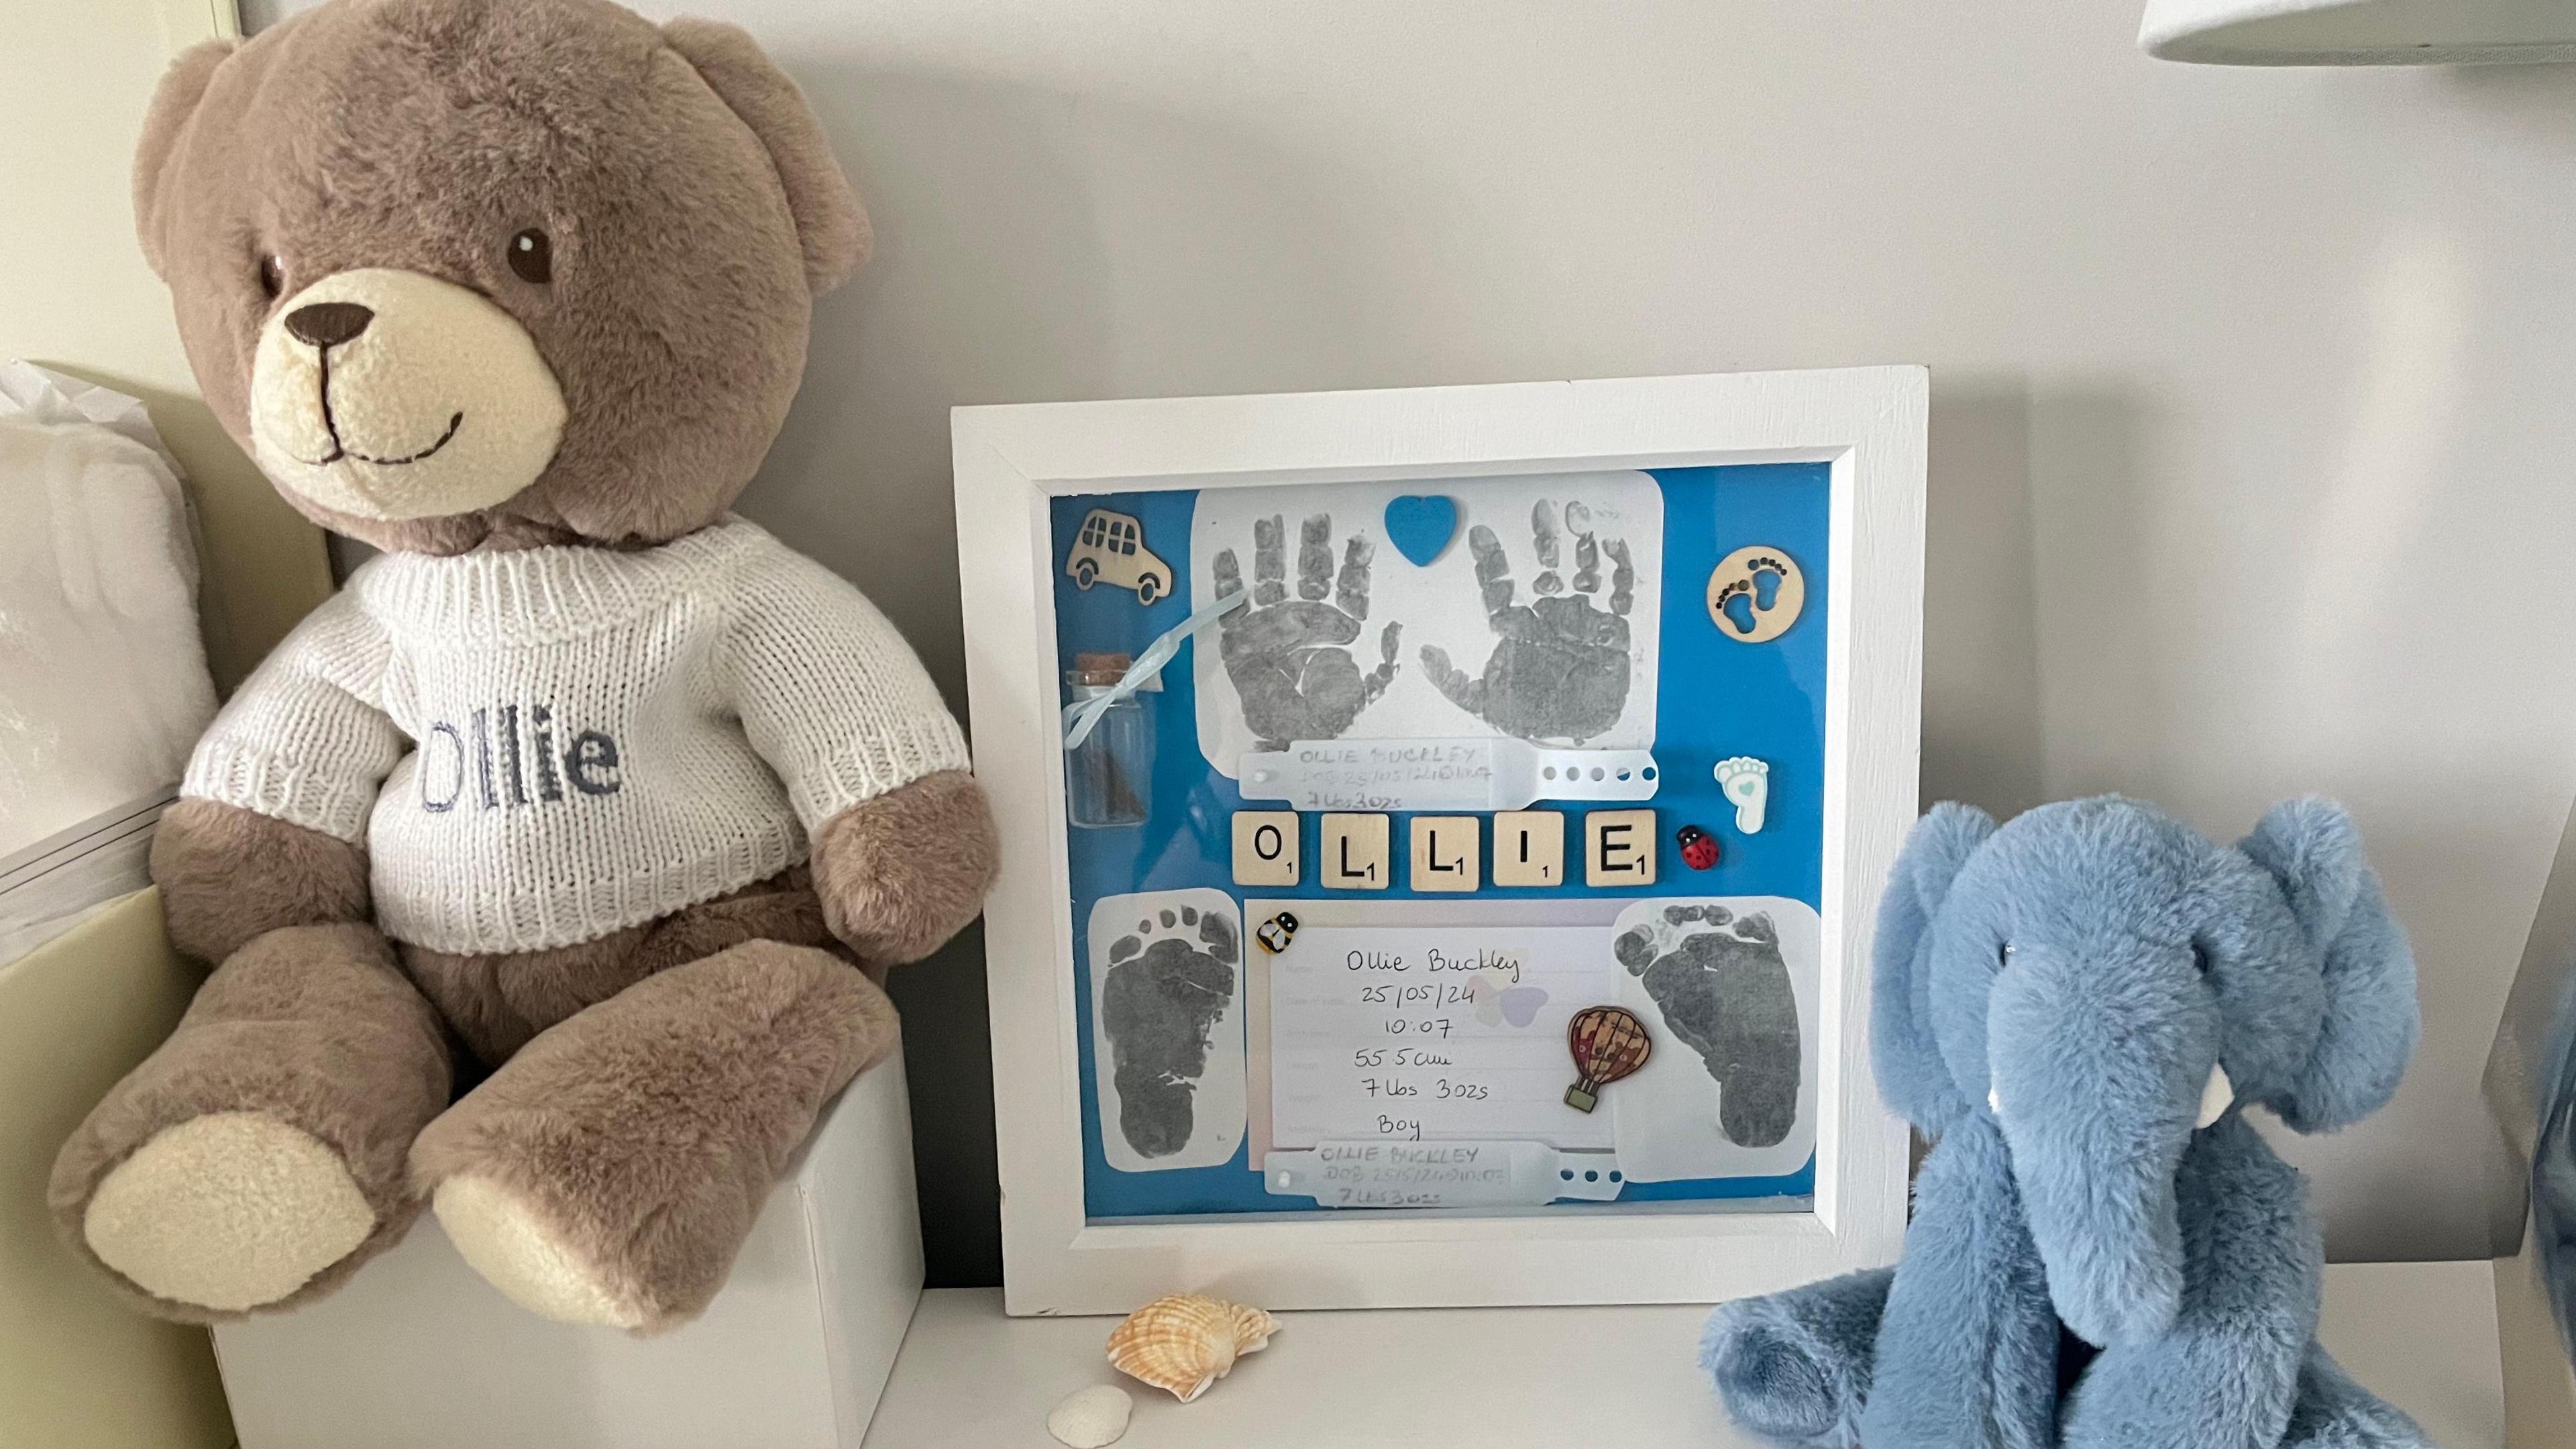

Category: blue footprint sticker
[1706, 545, 1805, 644]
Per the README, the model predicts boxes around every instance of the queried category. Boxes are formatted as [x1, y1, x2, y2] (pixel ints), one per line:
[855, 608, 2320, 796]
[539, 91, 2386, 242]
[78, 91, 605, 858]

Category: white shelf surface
[861, 1261, 2504, 1448]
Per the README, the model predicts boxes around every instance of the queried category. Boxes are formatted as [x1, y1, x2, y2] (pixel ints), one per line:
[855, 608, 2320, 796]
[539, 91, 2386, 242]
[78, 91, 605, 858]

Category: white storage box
[213, 1057, 924, 1449]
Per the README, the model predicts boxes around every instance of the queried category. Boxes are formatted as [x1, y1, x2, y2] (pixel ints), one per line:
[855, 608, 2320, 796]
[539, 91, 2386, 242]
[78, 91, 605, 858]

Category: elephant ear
[1872, 803, 1994, 1132]
[2239, 798, 2421, 1133]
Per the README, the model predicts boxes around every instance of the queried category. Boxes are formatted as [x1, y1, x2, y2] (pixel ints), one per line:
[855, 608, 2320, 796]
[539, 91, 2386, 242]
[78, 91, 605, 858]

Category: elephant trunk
[1986, 941, 2223, 1348]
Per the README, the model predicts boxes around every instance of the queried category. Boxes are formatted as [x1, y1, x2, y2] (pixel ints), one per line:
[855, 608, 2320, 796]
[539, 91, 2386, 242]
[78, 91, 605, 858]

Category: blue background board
[1051, 464, 1830, 1220]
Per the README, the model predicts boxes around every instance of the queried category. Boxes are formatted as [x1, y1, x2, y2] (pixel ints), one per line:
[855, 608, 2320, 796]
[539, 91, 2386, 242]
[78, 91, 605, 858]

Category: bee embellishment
[1255, 912, 1300, 955]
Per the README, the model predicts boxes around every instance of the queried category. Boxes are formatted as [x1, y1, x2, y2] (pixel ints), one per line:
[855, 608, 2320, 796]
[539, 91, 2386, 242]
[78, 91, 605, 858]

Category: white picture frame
[954, 367, 1926, 1316]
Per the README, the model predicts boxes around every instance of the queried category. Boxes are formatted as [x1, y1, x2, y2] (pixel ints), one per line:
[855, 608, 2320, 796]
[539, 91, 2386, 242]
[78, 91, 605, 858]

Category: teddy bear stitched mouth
[294, 393, 466, 468]
[290, 349, 468, 468]
[299, 409, 466, 467]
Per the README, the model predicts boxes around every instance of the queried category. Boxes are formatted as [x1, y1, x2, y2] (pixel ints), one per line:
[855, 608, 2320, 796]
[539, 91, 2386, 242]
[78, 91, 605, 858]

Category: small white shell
[1046, 1384, 1134, 1448]
[1106, 1293, 1279, 1402]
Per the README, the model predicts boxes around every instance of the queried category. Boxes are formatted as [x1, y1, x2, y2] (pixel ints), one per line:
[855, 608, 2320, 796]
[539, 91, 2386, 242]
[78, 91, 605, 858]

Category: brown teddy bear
[49, 0, 999, 1335]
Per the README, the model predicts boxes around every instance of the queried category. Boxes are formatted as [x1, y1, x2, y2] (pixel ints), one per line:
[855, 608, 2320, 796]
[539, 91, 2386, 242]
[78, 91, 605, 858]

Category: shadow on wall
[2435, 55, 2576, 147]
[2025, 388, 2163, 804]
[743, 63, 1387, 1288]
[1923, 377, 2045, 820]
[1922, 378, 2160, 824]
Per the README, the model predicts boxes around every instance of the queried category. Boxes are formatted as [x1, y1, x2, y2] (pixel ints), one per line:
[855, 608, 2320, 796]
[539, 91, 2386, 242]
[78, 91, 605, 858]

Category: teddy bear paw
[432, 1173, 649, 1330]
[83, 1111, 376, 1314]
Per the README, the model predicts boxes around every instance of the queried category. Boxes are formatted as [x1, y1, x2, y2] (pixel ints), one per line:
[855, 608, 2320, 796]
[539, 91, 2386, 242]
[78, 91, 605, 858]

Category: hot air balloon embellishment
[1563, 1005, 1652, 1113]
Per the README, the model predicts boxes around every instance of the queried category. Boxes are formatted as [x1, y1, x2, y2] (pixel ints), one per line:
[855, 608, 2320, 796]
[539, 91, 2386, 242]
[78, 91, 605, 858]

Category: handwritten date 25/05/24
[1358, 981, 1480, 1009]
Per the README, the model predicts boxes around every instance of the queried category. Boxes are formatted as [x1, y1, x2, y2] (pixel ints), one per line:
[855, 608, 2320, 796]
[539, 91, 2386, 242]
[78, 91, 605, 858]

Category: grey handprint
[1213, 515, 1399, 751]
[1419, 500, 1635, 743]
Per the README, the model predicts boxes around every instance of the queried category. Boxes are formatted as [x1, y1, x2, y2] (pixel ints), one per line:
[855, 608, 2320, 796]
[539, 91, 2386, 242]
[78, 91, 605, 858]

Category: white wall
[257, 0, 2576, 1272]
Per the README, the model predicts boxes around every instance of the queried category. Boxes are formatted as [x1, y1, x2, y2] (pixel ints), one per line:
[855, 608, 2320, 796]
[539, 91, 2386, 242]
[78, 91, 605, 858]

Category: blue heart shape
[1383, 495, 1460, 567]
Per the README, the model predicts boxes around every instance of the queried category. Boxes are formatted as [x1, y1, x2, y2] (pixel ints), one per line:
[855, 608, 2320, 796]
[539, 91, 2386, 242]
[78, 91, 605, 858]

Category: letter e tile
[1585, 809, 1657, 888]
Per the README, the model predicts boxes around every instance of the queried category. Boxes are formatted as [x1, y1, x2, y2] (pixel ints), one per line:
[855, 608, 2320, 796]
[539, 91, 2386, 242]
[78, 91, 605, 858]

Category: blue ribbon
[1061, 588, 1246, 751]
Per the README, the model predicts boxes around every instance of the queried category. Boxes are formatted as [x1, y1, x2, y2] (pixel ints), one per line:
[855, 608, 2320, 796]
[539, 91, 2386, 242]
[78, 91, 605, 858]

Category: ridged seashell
[1046, 1384, 1134, 1448]
[1105, 1293, 1279, 1402]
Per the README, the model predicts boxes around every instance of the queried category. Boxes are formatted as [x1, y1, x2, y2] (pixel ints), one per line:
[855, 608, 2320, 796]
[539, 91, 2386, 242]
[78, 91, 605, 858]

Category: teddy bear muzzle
[251, 267, 567, 521]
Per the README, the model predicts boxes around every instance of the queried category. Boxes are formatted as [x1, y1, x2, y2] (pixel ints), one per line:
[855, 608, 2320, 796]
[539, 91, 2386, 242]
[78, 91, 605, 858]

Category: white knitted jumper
[181, 518, 969, 954]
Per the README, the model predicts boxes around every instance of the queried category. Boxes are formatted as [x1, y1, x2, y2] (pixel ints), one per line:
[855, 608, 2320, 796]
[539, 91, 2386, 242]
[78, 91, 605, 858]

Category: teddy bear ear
[662, 19, 871, 297]
[133, 39, 235, 279]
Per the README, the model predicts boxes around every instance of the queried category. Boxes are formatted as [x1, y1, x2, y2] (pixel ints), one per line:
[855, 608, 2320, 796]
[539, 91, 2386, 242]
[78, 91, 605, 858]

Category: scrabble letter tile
[1320, 813, 1391, 890]
[1585, 809, 1658, 888]
[1493, 810, 1566, 888]
[1232, 810, 1301, 886]
[1409, 816, 1481, 892]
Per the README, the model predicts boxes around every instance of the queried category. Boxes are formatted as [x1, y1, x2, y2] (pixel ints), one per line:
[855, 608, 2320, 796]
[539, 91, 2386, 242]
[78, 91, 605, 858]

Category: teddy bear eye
[257, 254, 284, 300]
[508, 228, 553, 284]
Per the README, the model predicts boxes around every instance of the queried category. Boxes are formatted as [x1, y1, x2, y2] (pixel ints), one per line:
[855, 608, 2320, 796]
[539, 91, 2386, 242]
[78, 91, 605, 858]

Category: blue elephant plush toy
[1704, 796, 2430, 1449]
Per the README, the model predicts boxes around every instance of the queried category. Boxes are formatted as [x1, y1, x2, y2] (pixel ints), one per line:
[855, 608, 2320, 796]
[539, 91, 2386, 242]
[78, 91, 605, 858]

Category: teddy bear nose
[284, 301, 375, 349]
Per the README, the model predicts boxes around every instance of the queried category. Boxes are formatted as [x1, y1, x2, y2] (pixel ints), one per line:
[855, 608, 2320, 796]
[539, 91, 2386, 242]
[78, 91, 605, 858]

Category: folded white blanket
[0, 362, 215, 866]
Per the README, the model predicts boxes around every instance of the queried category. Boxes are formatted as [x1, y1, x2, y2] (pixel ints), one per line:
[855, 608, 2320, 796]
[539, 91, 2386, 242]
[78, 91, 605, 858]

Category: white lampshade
[2141, 0, 2576, 64]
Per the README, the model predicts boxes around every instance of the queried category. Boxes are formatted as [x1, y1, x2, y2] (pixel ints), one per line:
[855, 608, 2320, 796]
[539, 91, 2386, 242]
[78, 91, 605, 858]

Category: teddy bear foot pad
[84, 1111, 378, 1313]
[434, 1173, 648, 1329]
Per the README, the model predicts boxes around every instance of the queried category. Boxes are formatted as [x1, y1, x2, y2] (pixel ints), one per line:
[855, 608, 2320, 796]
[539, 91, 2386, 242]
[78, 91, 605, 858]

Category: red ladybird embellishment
[1677, 824, 1719, 871]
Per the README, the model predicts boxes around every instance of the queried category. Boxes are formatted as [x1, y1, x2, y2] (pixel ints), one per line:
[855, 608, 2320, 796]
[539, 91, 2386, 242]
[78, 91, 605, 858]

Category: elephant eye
[2191, 942, 2212, 976]
[508, 227, 552, 284]
[1998, 943, 2016, 969]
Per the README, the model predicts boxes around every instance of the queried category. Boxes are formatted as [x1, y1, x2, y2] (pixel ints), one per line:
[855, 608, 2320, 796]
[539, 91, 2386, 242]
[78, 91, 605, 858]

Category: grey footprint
[1102, 905, 1241, 1159]
[1616, 905, 1800, 1147]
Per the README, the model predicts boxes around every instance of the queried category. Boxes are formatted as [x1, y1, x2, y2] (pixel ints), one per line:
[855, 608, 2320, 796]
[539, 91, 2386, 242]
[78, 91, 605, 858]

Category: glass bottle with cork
[1064, 651, 1152, 828]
